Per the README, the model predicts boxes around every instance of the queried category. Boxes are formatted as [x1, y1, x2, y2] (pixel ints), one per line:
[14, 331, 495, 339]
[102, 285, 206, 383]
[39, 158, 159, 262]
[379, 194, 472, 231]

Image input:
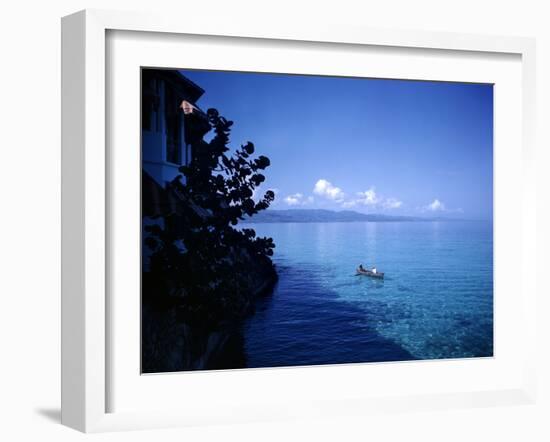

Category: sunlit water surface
[242, 221, 493, 368]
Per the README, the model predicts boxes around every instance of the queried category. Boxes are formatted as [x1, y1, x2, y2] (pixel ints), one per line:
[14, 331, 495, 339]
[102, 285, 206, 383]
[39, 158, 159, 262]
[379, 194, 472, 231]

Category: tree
[144, 108, 277, 328]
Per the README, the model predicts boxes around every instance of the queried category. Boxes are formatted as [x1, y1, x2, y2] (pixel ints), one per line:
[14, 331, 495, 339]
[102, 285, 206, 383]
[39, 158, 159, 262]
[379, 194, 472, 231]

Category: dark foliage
[144, 109, 277, 329]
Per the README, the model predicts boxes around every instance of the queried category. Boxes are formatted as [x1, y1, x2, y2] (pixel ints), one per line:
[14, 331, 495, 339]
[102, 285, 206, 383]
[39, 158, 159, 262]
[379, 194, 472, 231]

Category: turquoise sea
[242, 221, 493, 367]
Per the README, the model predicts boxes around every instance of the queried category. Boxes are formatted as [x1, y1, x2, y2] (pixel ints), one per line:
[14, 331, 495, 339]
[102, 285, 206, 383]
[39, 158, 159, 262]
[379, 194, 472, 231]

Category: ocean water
[242, 221, 493, 368]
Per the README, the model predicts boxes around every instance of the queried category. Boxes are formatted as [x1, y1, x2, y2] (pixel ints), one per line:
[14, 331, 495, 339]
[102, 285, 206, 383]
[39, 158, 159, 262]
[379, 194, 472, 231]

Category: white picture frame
[61, 9, 538, 433]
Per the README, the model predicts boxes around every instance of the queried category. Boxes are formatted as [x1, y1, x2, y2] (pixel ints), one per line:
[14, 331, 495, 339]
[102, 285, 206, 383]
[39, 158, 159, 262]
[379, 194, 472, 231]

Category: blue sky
[181, 69, 493, 220]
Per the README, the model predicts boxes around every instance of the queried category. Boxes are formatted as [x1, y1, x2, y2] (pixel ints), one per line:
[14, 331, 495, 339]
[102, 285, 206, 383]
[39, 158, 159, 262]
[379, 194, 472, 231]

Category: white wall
[0, 1, 548, 441]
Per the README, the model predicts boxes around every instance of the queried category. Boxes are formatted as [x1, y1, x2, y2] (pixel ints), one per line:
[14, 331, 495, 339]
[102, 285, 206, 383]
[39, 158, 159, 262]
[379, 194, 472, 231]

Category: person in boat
[358, 264, 365, 272]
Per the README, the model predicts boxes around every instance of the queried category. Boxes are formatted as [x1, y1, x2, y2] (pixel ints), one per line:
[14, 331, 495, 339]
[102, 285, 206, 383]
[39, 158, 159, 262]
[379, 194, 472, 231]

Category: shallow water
[242, 221, 493, 368]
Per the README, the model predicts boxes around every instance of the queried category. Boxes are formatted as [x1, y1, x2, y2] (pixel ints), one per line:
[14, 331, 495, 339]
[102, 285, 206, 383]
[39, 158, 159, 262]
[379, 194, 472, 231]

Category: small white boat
[356, 267, 384, 279]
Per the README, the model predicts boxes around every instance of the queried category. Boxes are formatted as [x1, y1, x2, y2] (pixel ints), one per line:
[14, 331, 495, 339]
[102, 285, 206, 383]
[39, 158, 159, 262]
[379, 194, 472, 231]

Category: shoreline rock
[142, 255, 277, 373]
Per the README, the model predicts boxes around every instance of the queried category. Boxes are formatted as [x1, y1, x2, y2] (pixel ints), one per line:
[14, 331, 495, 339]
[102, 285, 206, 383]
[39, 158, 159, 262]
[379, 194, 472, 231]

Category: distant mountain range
[241, 209, 460, 224]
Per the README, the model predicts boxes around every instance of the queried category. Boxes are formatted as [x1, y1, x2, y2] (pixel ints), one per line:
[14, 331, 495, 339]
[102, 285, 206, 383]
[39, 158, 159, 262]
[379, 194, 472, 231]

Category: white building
[142, 69, 211, 270]
[141, 68, 208, 188]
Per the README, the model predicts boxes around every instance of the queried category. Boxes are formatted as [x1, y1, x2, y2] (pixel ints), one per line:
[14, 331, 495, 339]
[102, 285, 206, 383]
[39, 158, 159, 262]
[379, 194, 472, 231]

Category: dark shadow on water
[237, 264, 416, 369]
[144, 263, 416, 372]
[35, 407, 61, 423]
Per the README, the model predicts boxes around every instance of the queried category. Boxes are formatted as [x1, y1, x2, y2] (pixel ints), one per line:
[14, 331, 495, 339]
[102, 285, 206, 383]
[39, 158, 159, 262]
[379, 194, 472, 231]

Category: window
[165, 86, 182, 164]
[142, 78, 160, 132]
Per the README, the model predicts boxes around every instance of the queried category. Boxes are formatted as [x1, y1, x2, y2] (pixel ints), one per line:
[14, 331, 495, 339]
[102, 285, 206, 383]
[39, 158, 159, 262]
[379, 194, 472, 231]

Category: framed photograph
[61, 9, 538, 432]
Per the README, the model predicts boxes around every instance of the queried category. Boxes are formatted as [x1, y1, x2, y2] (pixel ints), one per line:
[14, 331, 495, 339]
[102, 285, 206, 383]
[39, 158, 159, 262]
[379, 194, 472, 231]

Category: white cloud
[356, 187, 379, 206]
[420, 199, 465, 215]
[313, 179, 345, 202]
[284, 193, 302, 206]
[284, 193, 313, 206]
[341, 200, 357, 209]
[383, 198, 403, 209]
[312, 180, 402, 211]
[427, 199, 445, 212]
[341, 187, 402, 211]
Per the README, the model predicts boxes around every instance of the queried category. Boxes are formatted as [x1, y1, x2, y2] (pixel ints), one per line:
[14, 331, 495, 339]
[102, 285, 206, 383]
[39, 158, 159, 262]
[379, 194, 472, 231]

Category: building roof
[142, 68, 205, 103]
